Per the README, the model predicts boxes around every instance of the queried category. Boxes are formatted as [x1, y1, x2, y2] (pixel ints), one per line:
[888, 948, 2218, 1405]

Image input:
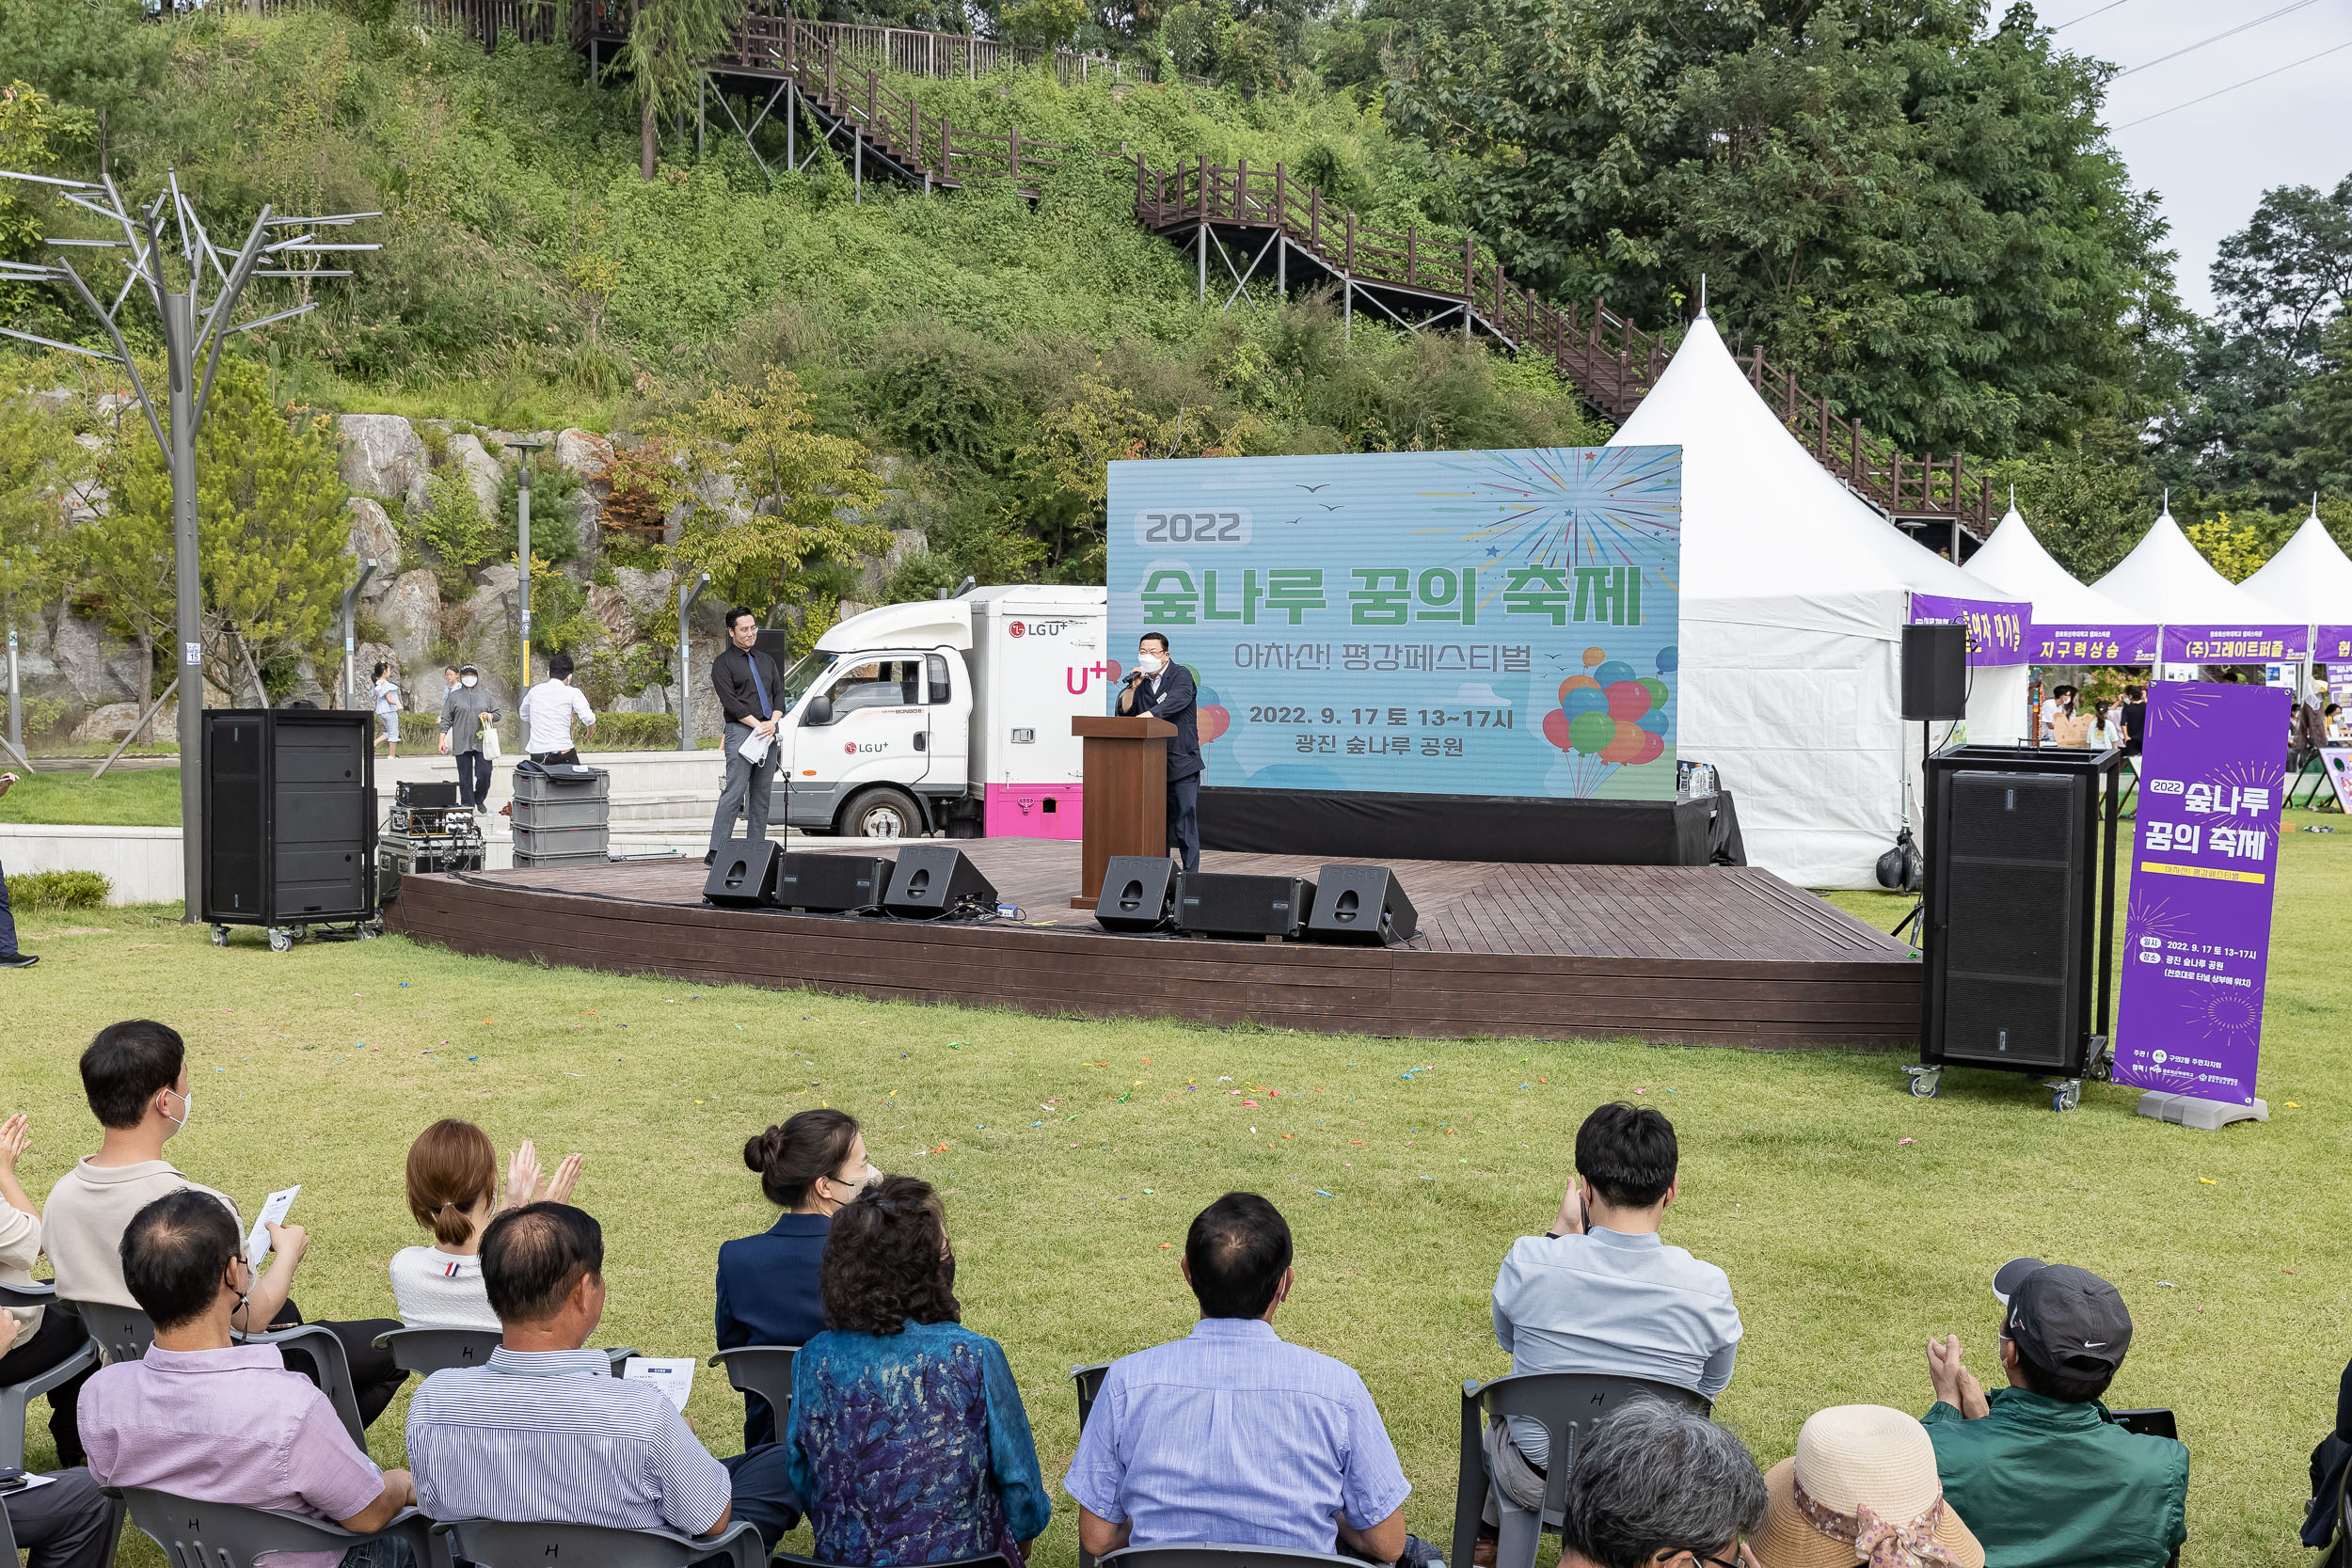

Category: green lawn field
[2, 813, 2346, 1567]
[0, 768, 183, 827]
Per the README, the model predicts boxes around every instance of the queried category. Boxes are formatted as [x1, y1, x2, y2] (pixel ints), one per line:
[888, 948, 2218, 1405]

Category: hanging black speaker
[1175, 872, 1315, 939]
[1305, 865, 1417, 945]
[1094, 855, 1178, 932]
[774, 852, 893, 913]
[1901, 624, 1968, 721]
[883, 845, 997, 918]
[704, 839, 784, 908]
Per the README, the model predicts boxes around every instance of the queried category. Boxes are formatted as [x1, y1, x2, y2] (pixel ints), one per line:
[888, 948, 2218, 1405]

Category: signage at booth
[2112, 680, 2290, 1105]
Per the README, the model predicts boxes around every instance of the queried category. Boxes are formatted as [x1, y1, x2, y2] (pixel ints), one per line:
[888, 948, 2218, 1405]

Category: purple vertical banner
[2112, 681, 2291, 1104]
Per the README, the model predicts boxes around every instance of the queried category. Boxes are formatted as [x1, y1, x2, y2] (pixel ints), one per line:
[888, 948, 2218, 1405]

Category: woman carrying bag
[437, 663, 502, 809]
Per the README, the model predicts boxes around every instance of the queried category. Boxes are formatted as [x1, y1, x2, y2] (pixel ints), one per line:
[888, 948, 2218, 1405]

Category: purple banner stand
[2159, 625, 2310, 662]
[2114, 680, 2288, 1129]
[2028, 624, 2161, 664]
[2316, 626, 2352, 665]
[1909, 594, 2029, 666]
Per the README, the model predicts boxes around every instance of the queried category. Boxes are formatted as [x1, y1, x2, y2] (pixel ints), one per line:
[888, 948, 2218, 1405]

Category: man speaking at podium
[1116, 631, 1201, 874]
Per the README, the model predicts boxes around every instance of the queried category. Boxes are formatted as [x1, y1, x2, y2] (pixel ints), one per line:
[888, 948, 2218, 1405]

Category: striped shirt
[406, 1347, 732, 1536]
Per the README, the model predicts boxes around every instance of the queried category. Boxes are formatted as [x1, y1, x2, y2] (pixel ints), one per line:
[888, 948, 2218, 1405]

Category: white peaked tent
[2241, 505, 2352, 631]
[1607, 314, 2026, 889]
[1963, 502, 2150, 630]
[2091, 503, 2290, 630]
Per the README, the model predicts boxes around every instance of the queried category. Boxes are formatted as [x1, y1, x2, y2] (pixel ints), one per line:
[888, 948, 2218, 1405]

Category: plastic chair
[431, 1515, 766, 1568]
[1070, 1362, 1115, 1568]
[707, 1345, 797, 1442]
[67, 1301, 157, 1365]
[774, 1553, 1020, 1568]
[0, 1282, 98, 1474]
[246, 1323, 366, 1447]
[373, 1329, 640, 1377]
[1448, 1371, 1710, 1568]
[116, 1485, 432, 1568]
[1102, 1546, 1361, 1568]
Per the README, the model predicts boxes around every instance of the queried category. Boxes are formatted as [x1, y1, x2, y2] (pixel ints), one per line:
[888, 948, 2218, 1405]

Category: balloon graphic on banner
[1196, 684, 1232, 745]
[1583, 647, 1606, 668]
[1543, 642, 1668, 792]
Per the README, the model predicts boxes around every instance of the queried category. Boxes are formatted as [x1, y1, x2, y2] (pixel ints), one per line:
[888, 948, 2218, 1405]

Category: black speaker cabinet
[1921, 745, 2122, 1081]
[1307, 865, 1417, 944]
[883, 845, 997, 918]
[201, 709, 375, 926]
[774, 852, 893, 913]
[706, 839, 784, 908]
[1175, 872, 1315, 939]
[1902, 623, 1968, 721]
[1095, 855, 1178, 932]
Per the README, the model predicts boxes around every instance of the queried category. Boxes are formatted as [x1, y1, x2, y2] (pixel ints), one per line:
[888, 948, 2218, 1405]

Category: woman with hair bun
[716, 1108, 878, 1446]
[389, 1118, 580, 1329]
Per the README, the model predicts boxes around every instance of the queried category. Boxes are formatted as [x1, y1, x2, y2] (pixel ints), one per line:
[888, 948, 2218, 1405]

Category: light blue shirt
[1063, 1317, 1410, 1554]
[1491, 1226, 1742, 1466]
[406, 1347, 732, 1537]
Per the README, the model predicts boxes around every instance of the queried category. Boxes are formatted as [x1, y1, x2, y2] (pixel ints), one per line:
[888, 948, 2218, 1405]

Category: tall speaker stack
[201, 708, 377, 951]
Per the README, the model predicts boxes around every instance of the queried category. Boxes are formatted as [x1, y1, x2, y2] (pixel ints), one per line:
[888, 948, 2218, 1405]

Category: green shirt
[1923, 1388, 2187, 1568]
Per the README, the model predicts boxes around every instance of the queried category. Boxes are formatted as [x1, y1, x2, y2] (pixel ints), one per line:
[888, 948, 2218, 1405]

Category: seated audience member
[1922, 1259, 2186, 1568]
[391, 1119, 580, 1331]
[79, 1192, 417, 1568]
[1558, 1398, 1765, 1568]
[406, 1203, 801, 1550]
[1, 1111, 93, 1465]
[43, 1020, 408, 1424]
[717, 1109, 878, 1447]
[2302, 1353, 2352, 1547]
[1480, 1103, 1740, 1557]
[1748, 1404, 1980, 1568]
[1066, 1192, 1438, 1568]
[787, 1177, 1048, 1565]
[0, 1317, 115, 1568]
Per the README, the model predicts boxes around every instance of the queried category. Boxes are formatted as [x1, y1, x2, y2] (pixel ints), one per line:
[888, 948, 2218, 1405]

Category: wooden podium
[1071, 715, 1177, 908]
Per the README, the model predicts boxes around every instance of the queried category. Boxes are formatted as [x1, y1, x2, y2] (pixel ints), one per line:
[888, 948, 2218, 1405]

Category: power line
[2116, 0, 2322, 76]
[2052, 0, 2134, 31]
[2114, 34, 2352, 128]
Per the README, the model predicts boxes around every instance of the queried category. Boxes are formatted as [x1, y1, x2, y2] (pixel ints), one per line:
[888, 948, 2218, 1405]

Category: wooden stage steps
[387, 839, 1921, 1048]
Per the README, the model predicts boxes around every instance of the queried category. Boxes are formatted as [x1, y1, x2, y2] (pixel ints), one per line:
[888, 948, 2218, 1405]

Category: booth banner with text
[2158, 624, 2310, 663]
[1907, 594, 2030, 665]
[1107, 447, 1682, 799]
[2113, 680, 2291, 1104]
[2027, 623, 2161, 665]
[2317, 626, 2352, 664]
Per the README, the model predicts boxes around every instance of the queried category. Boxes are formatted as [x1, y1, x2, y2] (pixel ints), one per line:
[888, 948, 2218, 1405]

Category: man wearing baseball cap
[1919, 1258, 2185, 1567]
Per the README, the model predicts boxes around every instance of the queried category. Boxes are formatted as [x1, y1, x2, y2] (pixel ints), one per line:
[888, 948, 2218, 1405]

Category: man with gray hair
[1559, 1398, 1764, 1568]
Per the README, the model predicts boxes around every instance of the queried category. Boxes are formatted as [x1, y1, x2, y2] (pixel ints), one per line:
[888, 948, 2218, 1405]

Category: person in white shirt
[392, 1119, 582, 1331]
[371, 661, 403, 758]
[518, 652, 596, 765]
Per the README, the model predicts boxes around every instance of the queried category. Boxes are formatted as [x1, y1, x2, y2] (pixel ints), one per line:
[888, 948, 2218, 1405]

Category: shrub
[7, 869, 110, 911]
[592, 710, 681, 750]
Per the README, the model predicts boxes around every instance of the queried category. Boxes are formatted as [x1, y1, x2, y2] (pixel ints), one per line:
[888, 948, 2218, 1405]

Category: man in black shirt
[2120, 684, 2148, 756]
[708, 607, 786, 866]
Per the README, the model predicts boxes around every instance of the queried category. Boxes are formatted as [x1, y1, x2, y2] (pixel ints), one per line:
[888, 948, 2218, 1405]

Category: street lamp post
[507, 437, 548, 704]
[342, 558, 379, 709]
[678, 572, 709, 752]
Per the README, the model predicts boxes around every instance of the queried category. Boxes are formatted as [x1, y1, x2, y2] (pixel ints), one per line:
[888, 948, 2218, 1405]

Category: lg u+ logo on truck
[1008, 620, 1077, 638]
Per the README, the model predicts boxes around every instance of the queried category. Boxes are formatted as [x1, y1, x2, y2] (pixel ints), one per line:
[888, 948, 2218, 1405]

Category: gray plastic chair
[1448, 1371, 1709, 1568]
[117, 1486, 432, 1568]
[70, 1300, 364, 1447]
[67, 1300, 157, 1365]
[1103, 1546, 1361, 1568]
[707, 1345, 797, 1441]
[0, 1282, 98, 1474]
[1070, 1362, 1114, 1568]
[372, 1329, 641, 1378]
[431, 1516, 765, 1568]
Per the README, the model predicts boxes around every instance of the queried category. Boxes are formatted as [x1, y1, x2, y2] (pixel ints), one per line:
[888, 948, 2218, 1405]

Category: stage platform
[386, 839, 1920, 1047]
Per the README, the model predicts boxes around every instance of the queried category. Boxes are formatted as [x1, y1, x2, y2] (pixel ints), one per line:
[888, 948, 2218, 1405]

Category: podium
[1071, 715, 1177, 907]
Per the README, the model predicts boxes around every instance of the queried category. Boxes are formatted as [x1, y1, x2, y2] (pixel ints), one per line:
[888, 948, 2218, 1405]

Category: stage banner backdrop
[2159, 624, 2310, 662]
[2113, 680, 2292, 1105]
[1107, 447, 1682, 800]
[1907, 594, 2030, 665]
[2027, 623, 2162, 665]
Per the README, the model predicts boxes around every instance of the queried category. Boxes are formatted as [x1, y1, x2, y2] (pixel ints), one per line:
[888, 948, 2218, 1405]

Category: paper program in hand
[245, 1185, 300, 1270]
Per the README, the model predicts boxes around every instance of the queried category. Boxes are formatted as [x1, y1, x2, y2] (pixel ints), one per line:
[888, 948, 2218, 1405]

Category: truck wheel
[842, 786, 924, 839]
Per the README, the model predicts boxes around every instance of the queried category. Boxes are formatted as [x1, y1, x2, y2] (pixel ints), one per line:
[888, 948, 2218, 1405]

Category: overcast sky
[2049, 0, 2352, 321]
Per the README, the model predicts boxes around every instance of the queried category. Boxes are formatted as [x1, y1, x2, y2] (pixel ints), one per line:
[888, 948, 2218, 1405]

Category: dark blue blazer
[715, 1212, 830, 1447]
[1124, 661, 1201, 781]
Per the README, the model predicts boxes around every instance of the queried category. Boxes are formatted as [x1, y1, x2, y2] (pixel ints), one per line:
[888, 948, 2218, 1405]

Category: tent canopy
[1964, 505, 2147, 626]
[2091, 505, 2291, 626]
[2241, 507, 2352, 625]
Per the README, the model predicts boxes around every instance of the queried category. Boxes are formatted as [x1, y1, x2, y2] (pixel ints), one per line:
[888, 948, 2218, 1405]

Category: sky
[2048, 0, 2352, 321]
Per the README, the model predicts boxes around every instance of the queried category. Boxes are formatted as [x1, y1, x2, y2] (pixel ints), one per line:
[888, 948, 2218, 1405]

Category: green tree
[0, 0, 163, 177]
[0, 388, 86, 755]
[2183, 512, 2267, 583]
[618, 0, 746, 181]
[1001, 0, 1088, 47]
[1987, 420, 2153, 583]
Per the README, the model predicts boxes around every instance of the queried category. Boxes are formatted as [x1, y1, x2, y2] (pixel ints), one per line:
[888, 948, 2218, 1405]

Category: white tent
[2090, 504, 2299, 654]
[2241, 505, 2352, 638]
[1608, 314, 2027, 889]
[1963, 502, 2153, 644]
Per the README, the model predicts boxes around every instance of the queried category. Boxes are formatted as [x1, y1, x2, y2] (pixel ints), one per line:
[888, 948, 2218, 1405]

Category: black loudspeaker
[1901, 623, 1968, 721]
[773, 852, 893, 913]
[1306, 865, 1417, 944]
[705, 838, 784, 908]
[1175, 872, 1315, 939]
[202, 709, 374, 927]
[1094, 855, 1178, 932]
[882, 845, 997, 918]
[397, 781, 459, 809]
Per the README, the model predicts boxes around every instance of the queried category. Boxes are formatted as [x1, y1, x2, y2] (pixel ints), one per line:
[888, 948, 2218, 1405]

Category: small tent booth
[1607, 315, 2029, 890]
[2090, 502, 2308, 672]
[1963, 501, 2159, 672]
[2242, 503, 2352, 677]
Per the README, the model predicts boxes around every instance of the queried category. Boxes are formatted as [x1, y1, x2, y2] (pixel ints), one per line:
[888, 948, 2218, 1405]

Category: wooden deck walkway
[389, 840, 1922, 1047]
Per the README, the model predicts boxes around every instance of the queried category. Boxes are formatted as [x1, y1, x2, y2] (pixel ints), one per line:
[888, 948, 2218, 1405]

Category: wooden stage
[387, 839, 1921, 1047]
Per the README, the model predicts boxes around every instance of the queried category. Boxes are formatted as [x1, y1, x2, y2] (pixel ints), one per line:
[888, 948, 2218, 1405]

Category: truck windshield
[777, 653, 836, 713]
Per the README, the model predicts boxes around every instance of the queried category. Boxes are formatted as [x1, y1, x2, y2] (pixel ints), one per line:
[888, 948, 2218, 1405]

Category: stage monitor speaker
[705, 838, 784, 908]
[883, 845, 997, 918]
[774, 852, 893, 913]
[1306, 865, 1417, 945]
[1175, 872, 1315, 939]
[202, 709, 374, 927]
[1926, 769, 2089, 1071]
[1095, 855, 1178, 932]
[1901, 623, 1968, 721]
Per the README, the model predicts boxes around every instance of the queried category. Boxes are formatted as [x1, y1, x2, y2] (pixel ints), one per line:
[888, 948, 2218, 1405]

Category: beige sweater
[0, 1201, 41, 1338]
[42, 1158, 241, 1309]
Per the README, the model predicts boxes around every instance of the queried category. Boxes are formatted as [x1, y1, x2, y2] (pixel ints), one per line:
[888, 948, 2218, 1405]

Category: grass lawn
[0, 768, 183, 827]
[1, 813, 2346, 1568]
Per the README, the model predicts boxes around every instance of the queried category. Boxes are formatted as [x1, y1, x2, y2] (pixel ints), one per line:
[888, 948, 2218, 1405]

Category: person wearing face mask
[1115, 630, 1203, 873]
[716, 1110, 878, 1447]
[437, 664, 501, 810]
[42, 1020, 410, 1425]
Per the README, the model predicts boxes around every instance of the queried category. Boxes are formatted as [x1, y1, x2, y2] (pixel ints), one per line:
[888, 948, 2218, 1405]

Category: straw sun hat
[1749, 1405, 1983, 1568]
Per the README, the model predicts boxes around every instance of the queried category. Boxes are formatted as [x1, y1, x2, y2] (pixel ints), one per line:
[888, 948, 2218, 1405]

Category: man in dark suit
[708, 606, 787, 866]
[1118, 631, 1202, 873]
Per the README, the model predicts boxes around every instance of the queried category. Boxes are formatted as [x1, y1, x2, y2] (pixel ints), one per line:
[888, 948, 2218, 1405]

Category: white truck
[762, 584, 1112, 839]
